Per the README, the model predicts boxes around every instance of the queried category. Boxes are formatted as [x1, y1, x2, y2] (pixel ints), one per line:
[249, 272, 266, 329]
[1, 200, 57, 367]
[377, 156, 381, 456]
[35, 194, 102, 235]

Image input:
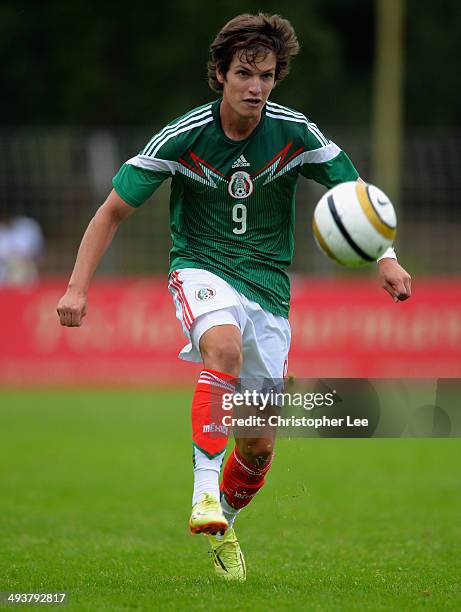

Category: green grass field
[1, 390, 460, 611]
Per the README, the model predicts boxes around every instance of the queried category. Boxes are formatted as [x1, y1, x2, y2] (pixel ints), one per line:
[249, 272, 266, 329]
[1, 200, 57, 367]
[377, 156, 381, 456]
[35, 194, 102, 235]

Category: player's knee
[237, 438, 274, 466]
[201, 339, 243, 377]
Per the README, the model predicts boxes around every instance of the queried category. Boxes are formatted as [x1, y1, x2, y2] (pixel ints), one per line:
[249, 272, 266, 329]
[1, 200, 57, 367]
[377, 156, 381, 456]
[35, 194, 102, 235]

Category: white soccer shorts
[168, 268, 291, 381]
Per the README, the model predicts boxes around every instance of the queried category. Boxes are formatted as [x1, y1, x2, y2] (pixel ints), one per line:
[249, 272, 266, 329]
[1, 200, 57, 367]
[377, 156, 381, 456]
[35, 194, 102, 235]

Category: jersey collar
[212, 98, 266, 145]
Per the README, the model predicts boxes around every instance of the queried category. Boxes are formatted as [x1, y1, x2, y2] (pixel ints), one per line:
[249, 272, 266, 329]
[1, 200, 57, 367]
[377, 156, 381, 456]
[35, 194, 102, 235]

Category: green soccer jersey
[112, 98, 358, 317]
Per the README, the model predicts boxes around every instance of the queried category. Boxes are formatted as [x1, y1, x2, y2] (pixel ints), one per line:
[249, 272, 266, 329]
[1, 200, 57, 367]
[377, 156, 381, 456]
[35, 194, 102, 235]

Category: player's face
[217, 51, 277, 120]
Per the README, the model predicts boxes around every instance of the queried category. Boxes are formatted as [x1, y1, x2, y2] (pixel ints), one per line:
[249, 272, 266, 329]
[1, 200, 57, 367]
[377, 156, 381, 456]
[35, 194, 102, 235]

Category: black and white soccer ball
[312, 181, 397, 267]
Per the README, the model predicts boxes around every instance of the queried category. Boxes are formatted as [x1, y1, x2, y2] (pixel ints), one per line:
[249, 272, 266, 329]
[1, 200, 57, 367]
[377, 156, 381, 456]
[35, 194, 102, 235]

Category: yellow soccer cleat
[189, 493, 228, 535]
[208, 528, 246, 581]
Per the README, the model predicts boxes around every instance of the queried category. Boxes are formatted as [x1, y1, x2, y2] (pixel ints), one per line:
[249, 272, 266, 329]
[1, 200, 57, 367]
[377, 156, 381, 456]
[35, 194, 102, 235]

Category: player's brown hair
[208, 13, 300, 93]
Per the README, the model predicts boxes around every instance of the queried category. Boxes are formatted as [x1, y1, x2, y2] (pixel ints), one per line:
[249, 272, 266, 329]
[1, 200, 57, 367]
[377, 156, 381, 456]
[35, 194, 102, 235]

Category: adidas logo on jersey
[231, 155, 250, 168]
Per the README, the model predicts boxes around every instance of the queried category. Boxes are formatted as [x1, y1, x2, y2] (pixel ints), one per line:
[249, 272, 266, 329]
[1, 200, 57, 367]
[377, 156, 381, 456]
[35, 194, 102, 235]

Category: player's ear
[216, 68, 225, 85]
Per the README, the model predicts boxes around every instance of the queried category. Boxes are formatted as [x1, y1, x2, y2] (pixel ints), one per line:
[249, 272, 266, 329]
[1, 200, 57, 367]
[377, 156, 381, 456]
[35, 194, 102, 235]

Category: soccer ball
[312, 181, 397, 267]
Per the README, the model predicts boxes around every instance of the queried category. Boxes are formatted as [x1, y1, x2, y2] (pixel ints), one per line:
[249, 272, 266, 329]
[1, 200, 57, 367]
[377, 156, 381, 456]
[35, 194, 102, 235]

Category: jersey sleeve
[112, 125, 180, 207]
[298, 122, 359, 188]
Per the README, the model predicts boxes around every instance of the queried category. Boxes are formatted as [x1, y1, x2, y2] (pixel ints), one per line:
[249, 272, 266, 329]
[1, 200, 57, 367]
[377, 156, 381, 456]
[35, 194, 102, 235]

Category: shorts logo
[228, 171, 253, 199]
[195, 287, 216, 301]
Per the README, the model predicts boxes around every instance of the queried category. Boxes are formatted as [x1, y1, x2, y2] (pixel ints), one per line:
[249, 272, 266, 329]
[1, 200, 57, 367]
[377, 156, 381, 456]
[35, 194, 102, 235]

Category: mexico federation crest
[195, 287, 216, 302]
[228, 171, 253, 199]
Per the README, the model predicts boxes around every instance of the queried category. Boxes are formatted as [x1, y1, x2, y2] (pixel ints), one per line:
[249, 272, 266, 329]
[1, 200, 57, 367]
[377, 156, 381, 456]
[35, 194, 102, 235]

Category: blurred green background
[3, 0, 460, 127]
[1, 0, 460, 276]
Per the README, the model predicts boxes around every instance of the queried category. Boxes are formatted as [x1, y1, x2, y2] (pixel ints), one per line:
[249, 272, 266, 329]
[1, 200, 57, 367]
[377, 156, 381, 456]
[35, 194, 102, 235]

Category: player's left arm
[377, 257, 412, 302]
[299, 123, 412, 302]
[355, 178, 412, 303]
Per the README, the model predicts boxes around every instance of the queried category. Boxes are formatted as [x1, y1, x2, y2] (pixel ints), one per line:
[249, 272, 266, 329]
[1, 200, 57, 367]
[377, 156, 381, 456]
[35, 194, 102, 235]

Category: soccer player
[57, 13, 412, 581]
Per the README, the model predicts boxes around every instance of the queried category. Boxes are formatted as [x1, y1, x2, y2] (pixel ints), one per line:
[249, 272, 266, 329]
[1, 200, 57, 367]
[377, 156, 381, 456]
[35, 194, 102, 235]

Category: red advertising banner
[1, 278, 460, 386]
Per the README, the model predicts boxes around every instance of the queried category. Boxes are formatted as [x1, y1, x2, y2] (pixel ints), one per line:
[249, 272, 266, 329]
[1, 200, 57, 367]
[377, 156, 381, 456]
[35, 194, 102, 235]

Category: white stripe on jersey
[266, 111, 330, 147]
[256, 151, 305, 185]
[308, 124, 330, 147]
[150, 116, 214, 157]
[266, 103, 329, 146]
[256, 142, 340, 175]
[143, 105, 212, 156]
[266, 110, 311, 126]
[126, 155, 180, 174]
[300, 142, 341, 164]
[266, 101, 306, 119]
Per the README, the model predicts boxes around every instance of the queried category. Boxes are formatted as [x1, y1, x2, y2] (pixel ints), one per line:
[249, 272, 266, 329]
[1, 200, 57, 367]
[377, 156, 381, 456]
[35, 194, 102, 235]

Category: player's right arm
[57, 190, 135, 327]
[57, 108, 193, 326]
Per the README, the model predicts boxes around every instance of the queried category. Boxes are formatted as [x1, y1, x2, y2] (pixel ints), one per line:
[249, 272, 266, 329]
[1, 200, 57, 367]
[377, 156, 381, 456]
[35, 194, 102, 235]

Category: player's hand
[378, 258, 412, 303]
[56, 289, 88, 326]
